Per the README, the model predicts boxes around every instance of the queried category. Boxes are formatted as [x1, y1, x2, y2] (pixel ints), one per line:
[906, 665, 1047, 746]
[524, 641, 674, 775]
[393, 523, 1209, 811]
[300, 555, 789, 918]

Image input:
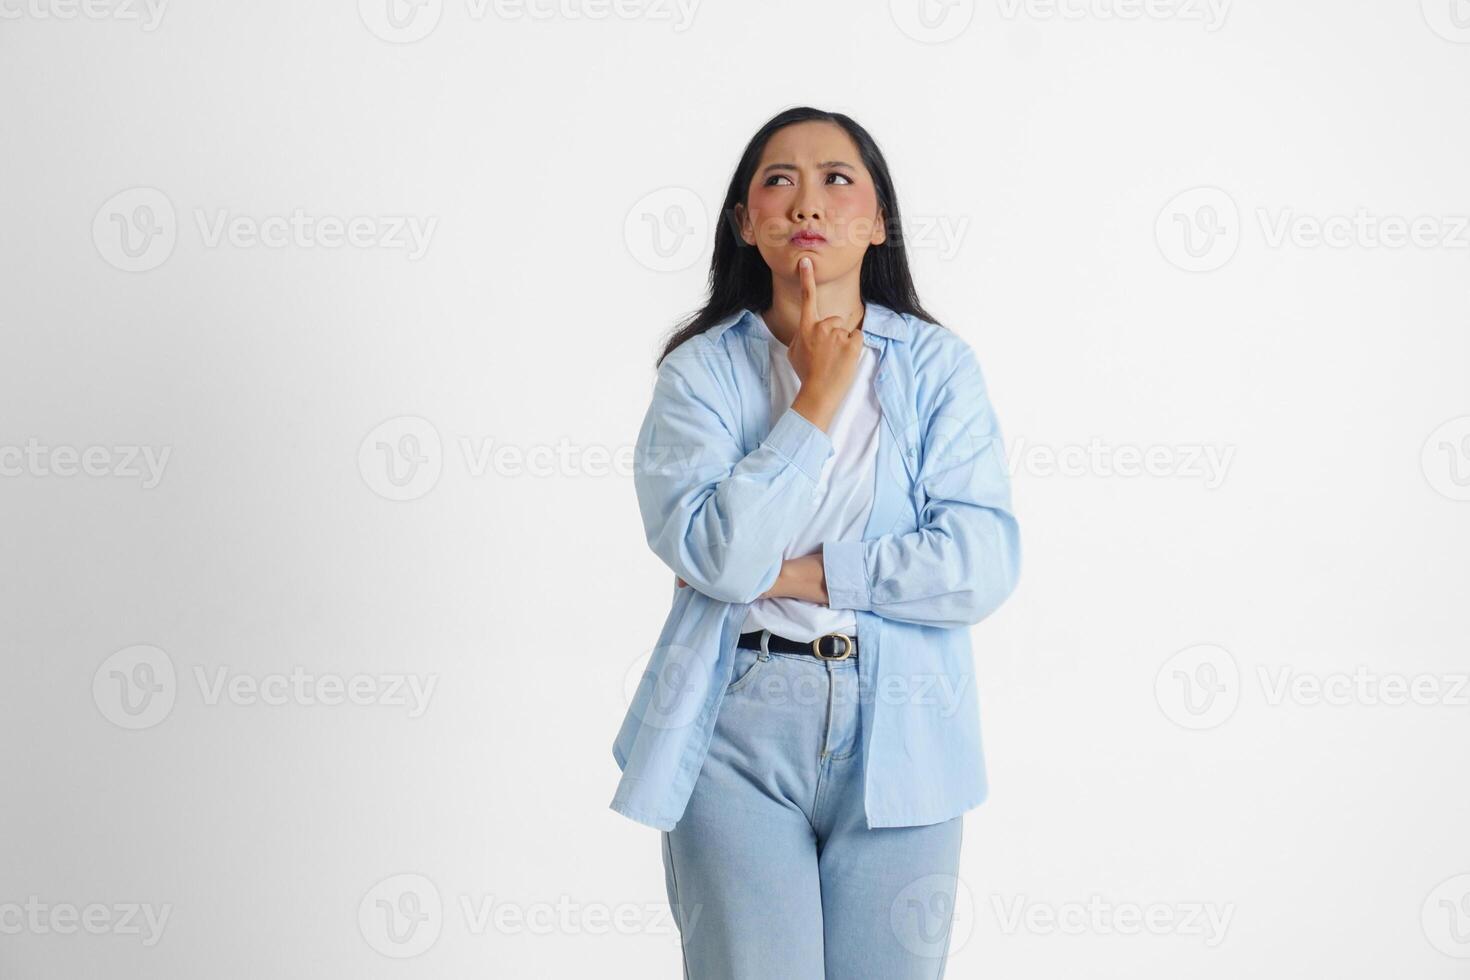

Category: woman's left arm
[819, 342, 1021, 630]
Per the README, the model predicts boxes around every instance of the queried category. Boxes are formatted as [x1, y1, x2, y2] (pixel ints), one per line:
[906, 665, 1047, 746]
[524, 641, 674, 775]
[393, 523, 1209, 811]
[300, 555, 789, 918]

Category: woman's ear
[734, 202, 755, 246]
[871, 207, 888, 247]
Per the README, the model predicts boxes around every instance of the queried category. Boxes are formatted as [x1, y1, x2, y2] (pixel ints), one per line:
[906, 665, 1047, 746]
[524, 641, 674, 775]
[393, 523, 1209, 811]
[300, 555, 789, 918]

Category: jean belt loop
[757, 628, 772, 662]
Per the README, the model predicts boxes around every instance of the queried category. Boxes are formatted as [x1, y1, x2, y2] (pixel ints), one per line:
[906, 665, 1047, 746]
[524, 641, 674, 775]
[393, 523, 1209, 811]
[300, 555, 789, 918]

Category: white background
[2, 0, 1468, 977]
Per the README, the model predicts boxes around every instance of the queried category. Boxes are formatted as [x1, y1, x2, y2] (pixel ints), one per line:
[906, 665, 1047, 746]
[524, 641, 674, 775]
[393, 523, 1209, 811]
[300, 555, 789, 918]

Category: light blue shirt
[610, 301, 1022, 831]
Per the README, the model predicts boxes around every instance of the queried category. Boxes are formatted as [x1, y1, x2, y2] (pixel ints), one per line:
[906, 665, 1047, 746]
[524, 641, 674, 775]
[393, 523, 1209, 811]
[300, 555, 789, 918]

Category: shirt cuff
[763, 406, 834, 484]
[822, 539, 871, 611]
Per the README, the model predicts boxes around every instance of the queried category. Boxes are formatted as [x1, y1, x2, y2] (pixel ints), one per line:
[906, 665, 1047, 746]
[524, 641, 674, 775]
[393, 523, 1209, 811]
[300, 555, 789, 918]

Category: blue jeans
[661, 634, 965, 978]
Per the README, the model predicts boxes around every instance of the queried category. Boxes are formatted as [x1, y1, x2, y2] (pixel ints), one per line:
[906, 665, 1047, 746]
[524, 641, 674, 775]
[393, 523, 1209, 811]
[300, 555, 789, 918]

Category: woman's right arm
[639, 258, 862, 604]
[634, 350, 833, 604]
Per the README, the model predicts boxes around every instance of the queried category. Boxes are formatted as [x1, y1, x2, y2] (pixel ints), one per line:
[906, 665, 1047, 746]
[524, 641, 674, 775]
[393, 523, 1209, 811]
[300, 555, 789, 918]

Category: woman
[609, 106, 1022, 978]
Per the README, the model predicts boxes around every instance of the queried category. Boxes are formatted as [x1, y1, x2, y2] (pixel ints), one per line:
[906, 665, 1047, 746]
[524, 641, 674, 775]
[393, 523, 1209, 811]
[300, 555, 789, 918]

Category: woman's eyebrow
[760, 160, 857, 174]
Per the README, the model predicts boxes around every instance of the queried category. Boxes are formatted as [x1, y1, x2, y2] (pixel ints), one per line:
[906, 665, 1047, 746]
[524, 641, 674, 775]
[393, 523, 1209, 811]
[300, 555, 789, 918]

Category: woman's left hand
[676, 553, 828, 604]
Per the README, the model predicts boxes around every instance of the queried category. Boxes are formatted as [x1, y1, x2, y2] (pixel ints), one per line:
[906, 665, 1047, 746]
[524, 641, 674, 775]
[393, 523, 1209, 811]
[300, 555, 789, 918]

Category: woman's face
[736, 121, 886, 285]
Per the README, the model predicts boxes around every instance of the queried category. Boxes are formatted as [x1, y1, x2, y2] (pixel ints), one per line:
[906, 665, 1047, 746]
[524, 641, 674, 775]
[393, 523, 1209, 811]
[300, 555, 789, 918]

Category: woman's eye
[763, 172, 855, 187]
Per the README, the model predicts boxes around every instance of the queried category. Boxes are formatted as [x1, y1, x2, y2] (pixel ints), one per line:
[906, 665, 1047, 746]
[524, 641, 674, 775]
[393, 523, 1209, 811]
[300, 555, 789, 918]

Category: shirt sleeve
[821, 343, 1021, 629]
[634, 348, 834, 604]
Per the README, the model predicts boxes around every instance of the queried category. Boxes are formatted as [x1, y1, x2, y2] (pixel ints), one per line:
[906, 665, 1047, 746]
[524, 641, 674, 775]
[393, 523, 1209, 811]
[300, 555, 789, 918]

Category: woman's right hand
[788, 257, 863, 432]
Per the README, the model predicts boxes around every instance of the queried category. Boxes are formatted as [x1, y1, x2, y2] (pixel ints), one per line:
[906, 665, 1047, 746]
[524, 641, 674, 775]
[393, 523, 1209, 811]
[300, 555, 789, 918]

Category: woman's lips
[790, 233, 827, 247]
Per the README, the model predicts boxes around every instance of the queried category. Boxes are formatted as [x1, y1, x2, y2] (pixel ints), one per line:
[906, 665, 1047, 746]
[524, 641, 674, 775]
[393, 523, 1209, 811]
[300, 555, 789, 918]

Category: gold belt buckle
[811, 632, 854, 660]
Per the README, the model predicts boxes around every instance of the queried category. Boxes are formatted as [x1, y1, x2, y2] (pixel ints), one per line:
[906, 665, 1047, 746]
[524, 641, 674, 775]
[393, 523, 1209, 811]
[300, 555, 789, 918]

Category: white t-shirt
[739, 316, 880, 642]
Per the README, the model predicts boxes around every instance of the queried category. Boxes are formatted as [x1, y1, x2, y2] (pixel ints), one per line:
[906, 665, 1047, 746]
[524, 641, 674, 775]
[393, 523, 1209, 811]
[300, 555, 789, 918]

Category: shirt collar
[706, 300, 911, 344]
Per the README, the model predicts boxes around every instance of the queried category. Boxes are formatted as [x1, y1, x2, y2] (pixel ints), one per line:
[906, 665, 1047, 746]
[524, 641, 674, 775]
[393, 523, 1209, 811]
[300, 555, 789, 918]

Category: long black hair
[655, 106, 944, 367]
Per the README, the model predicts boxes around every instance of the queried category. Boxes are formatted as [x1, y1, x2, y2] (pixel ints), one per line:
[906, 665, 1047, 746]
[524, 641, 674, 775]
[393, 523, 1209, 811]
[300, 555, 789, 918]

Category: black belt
[738, 629, 858, 661]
